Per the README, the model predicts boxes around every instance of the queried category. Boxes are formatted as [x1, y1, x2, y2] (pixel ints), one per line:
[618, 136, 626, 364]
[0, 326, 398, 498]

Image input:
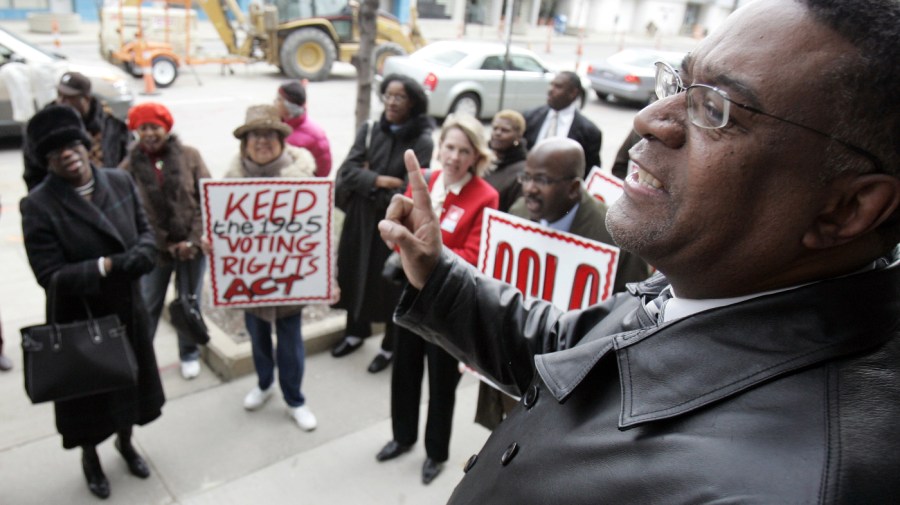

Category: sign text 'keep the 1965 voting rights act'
[477, 209, 620, 311]
[200, 179, 334, 308]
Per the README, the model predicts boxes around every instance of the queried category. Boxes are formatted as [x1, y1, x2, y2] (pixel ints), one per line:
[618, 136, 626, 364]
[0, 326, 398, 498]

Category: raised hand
[377, 149, 443, 289]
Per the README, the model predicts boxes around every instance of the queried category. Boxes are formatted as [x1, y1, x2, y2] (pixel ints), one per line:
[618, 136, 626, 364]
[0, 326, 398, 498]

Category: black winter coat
[397, 251, 900, 504]
[333, 115, 433, 322]
[20, 167, 164, 449]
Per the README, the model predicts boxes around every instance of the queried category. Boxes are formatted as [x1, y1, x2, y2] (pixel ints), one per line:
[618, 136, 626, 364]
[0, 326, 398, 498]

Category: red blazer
[407, 170, 499, 266]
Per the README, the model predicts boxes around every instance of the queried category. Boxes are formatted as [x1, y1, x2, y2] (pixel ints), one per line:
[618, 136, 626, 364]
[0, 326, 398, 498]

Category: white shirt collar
[660, 259, 887, 324]
[430, 171, 472, 212]
[539, 101, 578, 140]
[539, 202, 579, 233]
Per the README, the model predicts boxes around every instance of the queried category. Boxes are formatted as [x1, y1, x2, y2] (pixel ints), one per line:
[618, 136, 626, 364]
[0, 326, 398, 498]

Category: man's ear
[803, 173, 900, 249]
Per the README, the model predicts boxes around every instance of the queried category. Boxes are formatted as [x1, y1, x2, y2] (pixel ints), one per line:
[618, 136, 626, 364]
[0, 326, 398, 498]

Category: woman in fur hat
[120, 102, 212, 381]
[20, 104, 164, 499]
[226, 104, 320, 431]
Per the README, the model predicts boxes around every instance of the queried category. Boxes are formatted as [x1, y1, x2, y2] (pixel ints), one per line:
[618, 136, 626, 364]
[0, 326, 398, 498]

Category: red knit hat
[127, 102, 174, 132]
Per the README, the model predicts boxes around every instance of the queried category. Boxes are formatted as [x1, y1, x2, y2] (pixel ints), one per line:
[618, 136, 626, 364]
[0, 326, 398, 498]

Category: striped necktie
[635, 288, 673, 328]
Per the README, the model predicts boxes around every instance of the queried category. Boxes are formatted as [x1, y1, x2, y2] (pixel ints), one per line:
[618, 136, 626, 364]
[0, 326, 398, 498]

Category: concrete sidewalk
[0, 170, 489, 504]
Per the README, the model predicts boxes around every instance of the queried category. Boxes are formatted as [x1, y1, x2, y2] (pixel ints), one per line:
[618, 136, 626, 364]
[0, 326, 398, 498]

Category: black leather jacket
[397, 250, 900, 504]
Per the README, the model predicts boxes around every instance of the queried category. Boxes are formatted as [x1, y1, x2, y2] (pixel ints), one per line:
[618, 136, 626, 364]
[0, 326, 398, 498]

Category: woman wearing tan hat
[225, 105, 320, 430]
[120, 101, 212, 381]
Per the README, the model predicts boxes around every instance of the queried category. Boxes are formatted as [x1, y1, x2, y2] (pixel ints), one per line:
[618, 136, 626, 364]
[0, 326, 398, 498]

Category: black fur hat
[26, 104, 91, 161]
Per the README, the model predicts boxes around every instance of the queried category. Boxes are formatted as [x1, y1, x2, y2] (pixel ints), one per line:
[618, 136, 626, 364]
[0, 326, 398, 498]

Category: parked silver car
[0, 26, 134, 137]
[587, 48, 685, 106]
[381, 41, 578, 120]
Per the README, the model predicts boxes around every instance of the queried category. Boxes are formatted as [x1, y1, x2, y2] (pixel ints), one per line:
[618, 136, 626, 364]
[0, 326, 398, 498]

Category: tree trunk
[355, 0, 379, 128]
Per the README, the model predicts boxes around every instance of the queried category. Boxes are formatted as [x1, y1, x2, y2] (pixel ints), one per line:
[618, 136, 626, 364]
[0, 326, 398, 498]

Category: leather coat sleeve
[395, 250, 621, 397]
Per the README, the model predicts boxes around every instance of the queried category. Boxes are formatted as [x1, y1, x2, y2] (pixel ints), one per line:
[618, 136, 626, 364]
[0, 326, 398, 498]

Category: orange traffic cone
[51, 18, 61, 48]
[140, 50, 158, 96]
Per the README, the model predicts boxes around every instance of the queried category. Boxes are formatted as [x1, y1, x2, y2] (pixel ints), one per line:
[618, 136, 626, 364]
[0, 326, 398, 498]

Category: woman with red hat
[120, 101, 212, 381]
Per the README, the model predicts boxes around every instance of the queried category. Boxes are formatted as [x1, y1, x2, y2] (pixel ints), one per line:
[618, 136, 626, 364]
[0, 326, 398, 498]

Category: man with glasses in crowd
[377, 0, 900, 502]
[510, 137, 649, 294]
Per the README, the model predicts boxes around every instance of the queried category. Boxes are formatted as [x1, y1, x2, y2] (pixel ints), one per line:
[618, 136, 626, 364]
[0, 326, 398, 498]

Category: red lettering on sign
[224, 193, 250, 221]
[568, 265, 600, 310]
[542, 253, 557, 301]
[516, 248, 541, 297]
[291, 190, 316, 220]
[493, 242, 514, 283]
[250, 277, 277, 296]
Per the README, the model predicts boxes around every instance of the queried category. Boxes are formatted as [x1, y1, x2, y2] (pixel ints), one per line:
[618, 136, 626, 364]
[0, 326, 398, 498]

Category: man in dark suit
[523, 71, 602, 172]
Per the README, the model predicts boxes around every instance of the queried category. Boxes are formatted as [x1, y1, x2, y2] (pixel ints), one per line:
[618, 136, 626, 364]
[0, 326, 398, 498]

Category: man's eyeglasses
[654, 61, 882, 172]
[382, 93, 409, 105]
[517, 173, 576, 187]
[46, 140, 83, 162]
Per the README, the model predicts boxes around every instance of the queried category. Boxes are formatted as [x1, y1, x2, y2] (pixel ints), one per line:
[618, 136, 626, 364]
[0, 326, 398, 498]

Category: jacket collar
[535, 257, 900, 428]
[46, 167, 126, 248]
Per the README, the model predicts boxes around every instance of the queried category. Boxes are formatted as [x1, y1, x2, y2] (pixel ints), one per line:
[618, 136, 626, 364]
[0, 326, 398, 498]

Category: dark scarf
[128, 135, 193, 242]
[492, 141, 528, 172]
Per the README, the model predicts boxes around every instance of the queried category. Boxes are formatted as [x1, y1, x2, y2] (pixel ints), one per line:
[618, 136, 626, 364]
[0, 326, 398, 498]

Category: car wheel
[151, 56, 178, 88]
[595, 90, 609, 102]
[280, 28, 337, 82]
[645, 93, 659, 106]
[374, 43, 406, 76]
[449, 92, 481, 118]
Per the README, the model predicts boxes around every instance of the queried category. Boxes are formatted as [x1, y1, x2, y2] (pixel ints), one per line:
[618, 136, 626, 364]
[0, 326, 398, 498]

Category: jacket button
[500, 442, 519, 466]
[464, 454, 477, 473]
[523, 385, 539, 409]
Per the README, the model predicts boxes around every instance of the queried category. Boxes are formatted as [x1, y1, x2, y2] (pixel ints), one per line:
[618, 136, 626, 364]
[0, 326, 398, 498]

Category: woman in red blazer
[375, 115, 499, 484]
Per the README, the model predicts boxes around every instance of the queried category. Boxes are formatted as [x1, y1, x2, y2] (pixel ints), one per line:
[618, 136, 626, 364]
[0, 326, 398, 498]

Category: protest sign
[200, 178, 334, 308]
[585, 167, 624, 205]
[477, 209, 620, 310]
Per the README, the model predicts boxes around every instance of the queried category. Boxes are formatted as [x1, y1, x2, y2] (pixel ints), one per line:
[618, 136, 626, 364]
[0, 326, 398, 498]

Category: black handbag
[19, 275, 139, 404]
[168, 259, 210, 345]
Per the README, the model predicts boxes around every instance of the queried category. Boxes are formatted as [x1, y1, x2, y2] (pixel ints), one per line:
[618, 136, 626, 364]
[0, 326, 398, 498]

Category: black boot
[81, 446, 110, 499]
[116, 431, 151, 479]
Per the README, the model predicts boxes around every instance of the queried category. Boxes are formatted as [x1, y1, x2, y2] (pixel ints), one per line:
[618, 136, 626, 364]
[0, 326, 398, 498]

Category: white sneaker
[180, 360, 201, 380]
[289, 405, 317, 431]
[243, 386, 273, 410]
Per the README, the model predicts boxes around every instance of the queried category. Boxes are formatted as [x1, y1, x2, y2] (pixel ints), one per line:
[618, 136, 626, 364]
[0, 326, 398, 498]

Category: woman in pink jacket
[275, 81, 333, 177]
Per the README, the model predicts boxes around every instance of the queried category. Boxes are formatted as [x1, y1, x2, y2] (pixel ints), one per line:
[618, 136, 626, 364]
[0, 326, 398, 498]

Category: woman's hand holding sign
[378, 149, 443, 290]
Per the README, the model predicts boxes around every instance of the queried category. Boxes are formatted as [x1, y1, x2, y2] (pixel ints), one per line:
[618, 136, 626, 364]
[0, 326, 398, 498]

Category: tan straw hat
[233, 105, 292, 139]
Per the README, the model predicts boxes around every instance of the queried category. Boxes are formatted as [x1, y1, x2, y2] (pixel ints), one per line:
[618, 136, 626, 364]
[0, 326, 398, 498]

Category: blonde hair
[492, 109, 526, 137]
[440, 114, 492, 177]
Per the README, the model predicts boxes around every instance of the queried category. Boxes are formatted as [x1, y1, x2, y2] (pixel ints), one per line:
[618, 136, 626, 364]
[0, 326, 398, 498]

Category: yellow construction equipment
[101, 0, 425, 87]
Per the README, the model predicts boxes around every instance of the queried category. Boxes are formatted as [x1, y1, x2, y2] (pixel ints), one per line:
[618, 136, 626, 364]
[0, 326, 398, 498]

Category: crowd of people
[8, 0, 899, 500]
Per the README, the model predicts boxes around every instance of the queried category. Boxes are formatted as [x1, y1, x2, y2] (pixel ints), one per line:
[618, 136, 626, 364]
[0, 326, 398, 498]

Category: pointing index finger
[404, 149, 432, 211]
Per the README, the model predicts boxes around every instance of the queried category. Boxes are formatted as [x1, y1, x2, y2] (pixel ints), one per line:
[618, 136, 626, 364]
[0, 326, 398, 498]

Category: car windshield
[612, 49, 683, 69]
[0, 27, 57, 64]
[413, 47, 467, 67]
